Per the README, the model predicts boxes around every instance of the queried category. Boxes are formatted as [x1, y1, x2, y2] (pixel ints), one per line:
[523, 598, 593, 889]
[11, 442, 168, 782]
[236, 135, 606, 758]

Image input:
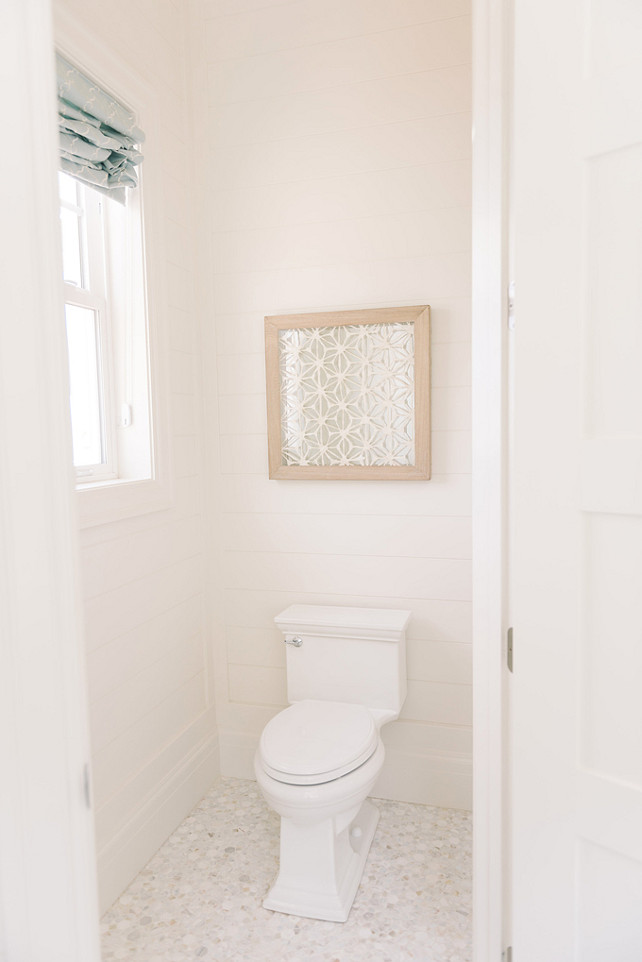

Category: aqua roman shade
[56, 54, 144, 200]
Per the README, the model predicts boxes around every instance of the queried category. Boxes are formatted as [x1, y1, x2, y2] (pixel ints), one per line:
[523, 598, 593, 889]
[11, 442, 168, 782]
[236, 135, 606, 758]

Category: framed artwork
[265, 305, 430, 480]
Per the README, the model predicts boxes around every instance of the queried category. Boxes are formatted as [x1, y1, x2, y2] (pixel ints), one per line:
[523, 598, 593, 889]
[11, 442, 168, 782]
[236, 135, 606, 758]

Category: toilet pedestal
[263, 799, 380, 923]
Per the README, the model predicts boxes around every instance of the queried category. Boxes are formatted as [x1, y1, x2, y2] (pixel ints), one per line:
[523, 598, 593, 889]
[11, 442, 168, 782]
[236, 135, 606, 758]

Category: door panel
[577, 841, 642, 962]
[512, 0, 642, 955]
[582, 514, 642, 789]
[585, 144, 642, 439]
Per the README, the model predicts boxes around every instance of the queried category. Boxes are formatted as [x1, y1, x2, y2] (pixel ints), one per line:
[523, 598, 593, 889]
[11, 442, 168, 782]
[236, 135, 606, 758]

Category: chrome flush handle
[284, 635, 303, 647]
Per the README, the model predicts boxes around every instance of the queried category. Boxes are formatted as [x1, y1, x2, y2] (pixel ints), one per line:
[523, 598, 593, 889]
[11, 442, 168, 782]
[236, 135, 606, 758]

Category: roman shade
[56, 53, 144, 200]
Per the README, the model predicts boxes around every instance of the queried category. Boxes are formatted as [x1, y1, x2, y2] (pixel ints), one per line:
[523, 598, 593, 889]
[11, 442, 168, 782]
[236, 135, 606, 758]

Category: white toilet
[254, 603, 410, 923]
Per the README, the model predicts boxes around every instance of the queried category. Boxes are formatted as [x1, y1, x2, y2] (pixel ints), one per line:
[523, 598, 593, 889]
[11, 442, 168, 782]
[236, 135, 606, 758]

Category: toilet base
[263, 798, 380, 923]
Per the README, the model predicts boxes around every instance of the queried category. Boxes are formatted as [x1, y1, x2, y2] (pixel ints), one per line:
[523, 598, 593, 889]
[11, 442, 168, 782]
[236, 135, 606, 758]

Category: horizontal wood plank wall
[53, 0, 218, 912]
[203, 0, 472, 809]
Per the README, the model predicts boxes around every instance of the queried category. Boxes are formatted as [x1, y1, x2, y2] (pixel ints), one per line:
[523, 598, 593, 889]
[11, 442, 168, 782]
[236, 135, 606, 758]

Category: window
[53, 37, 170, 527]
[58, 170, 152, 486]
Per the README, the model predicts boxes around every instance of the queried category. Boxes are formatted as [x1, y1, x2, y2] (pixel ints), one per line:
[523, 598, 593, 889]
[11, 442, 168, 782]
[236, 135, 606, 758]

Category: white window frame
[55, 14, 172, 529]
[61, 178, 118, 482]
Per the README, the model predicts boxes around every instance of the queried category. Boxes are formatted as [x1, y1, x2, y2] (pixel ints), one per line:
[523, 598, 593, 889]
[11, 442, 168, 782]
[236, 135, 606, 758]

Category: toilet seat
[259, 700, 378, 786]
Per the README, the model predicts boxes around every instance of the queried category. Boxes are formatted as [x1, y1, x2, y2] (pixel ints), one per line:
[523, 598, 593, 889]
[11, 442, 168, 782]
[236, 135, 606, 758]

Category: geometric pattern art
[279, 321, 416, 467]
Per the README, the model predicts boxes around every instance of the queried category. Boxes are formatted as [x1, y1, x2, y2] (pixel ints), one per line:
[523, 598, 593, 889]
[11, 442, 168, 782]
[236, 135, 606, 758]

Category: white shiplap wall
[204, 0, 473, 809]
[53, 0, 218, 911]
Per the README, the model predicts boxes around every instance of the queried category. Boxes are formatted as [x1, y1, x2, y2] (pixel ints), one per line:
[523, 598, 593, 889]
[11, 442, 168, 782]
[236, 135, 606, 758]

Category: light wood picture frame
[265, 305, 431, 480]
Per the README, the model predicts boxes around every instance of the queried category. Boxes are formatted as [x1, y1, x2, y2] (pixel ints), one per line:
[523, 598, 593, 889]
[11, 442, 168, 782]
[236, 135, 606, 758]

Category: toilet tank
[275, 604, 410, 715]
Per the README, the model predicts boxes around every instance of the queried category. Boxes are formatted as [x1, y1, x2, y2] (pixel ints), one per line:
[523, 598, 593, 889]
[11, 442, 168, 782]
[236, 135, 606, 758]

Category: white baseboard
[219, 730, 472, 812]
[372, 747, 472, 811]
[219, 728, 259, 779]
[97, 732, 219, 914]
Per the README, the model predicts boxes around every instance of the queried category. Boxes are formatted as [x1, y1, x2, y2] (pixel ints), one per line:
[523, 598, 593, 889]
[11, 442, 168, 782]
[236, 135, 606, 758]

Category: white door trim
[471, 0, 511, 958]
[0, 2, 101, 959]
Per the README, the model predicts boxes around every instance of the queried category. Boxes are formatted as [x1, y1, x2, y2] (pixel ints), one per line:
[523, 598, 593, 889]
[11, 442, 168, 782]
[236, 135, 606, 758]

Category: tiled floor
[101, 778, 471, 962]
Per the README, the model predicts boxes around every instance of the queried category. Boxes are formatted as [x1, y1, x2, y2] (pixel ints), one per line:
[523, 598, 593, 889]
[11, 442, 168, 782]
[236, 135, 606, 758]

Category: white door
[0, 1, 101, 959]
[511, 0, 642, 958]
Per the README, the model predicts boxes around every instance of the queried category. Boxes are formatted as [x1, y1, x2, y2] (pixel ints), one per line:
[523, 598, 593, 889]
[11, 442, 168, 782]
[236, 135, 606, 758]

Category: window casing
[55, 21, 172, 528]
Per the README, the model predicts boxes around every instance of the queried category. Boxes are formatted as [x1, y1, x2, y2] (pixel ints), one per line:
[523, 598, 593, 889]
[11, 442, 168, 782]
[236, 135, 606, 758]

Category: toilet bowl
[254, 605, 410, 923]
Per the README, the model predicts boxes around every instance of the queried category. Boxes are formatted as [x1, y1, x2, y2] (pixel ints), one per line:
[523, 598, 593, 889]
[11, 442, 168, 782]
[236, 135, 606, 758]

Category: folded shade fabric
[56, 53, 145, 201]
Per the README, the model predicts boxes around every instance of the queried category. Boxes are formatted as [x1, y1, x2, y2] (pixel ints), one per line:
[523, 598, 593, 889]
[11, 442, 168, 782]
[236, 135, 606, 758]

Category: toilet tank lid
[274, 604, 411, 641]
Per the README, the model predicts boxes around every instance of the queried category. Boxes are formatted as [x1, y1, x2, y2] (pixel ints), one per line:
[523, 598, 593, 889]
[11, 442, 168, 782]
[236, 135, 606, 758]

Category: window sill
[76, 474, 172, 528]
[76, 475, 135, 490]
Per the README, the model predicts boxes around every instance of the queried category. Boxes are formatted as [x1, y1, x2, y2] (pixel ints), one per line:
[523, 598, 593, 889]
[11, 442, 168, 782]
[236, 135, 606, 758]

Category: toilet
[254, 603, 410, 923]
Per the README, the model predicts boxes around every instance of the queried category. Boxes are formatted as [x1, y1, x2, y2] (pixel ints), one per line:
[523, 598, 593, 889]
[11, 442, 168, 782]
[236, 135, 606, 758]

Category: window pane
[58, 171, 78, 206]
[65, 304, 104, 467]
[60, 207, 83, 287]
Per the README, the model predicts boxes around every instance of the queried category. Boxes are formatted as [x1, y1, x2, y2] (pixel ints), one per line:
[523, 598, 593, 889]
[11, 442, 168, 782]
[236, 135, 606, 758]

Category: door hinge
[507, 281, 516, 330]
[507, 627, 514, 673]
[503, 947, 513, 962]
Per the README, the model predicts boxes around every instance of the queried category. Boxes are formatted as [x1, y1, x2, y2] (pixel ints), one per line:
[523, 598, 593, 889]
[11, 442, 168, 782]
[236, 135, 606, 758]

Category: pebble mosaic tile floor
[101, 778, 471, 962]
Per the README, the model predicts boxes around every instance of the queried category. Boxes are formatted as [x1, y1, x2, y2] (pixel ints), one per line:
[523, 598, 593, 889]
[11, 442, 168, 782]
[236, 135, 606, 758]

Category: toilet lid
[259, 700, 378, 786]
